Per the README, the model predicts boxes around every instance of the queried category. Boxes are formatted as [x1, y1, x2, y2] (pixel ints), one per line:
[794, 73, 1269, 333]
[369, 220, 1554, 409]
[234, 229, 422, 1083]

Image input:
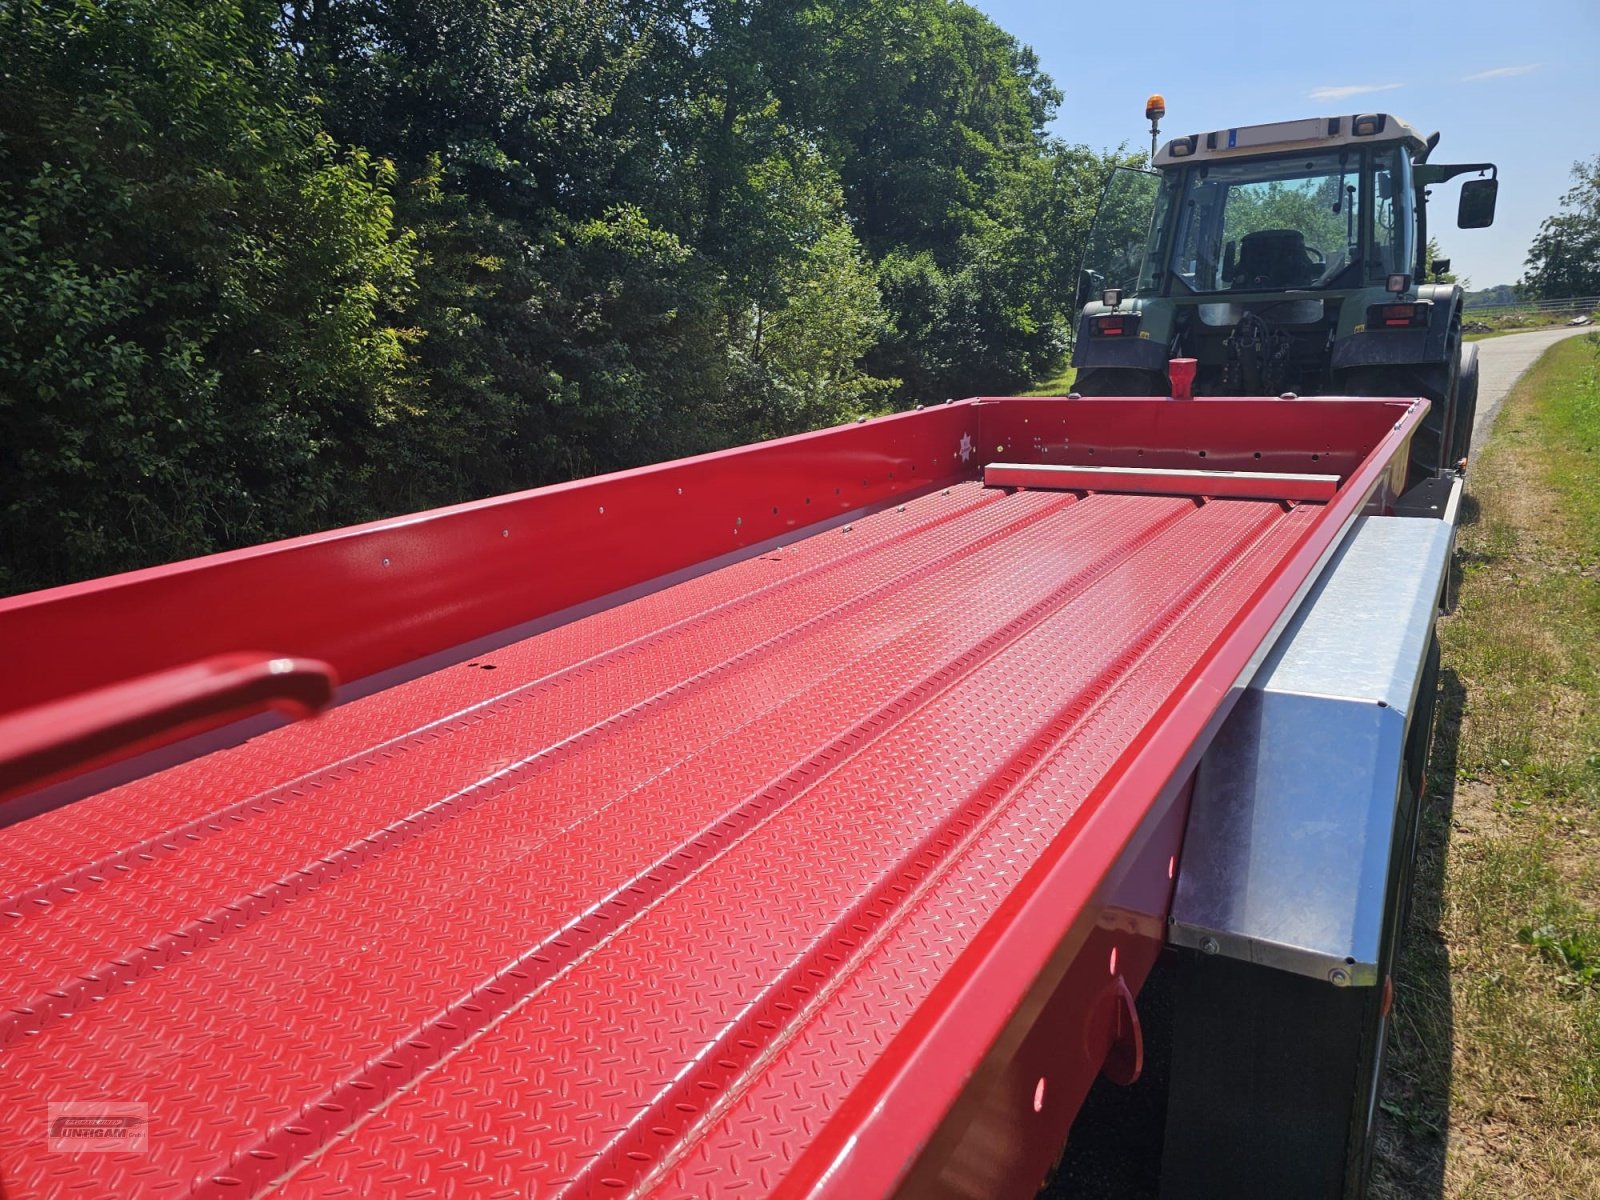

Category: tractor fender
[1330, 283, 1461, 371]
[1071, 304, 1172, 372]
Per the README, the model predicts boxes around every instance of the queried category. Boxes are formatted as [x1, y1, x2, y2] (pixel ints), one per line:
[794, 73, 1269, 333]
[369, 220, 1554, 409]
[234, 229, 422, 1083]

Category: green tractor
[1073, 109, 1498, 487]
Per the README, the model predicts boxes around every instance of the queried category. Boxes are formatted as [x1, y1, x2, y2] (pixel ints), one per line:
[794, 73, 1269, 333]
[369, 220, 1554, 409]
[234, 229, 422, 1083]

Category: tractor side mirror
[1431, 258, 1451, 280]
[1458, 178, 1498, 229]
[1076, 269, 1104, 311]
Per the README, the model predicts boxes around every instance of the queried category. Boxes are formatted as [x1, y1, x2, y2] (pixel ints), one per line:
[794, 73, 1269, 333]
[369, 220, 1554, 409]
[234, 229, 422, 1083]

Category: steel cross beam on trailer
[983, 461, 1342, 502]
[0, 395, 1424, 1200]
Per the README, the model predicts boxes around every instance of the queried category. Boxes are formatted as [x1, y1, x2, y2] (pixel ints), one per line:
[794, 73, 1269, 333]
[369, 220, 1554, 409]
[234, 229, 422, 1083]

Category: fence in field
[1463, 294, 1600, 318]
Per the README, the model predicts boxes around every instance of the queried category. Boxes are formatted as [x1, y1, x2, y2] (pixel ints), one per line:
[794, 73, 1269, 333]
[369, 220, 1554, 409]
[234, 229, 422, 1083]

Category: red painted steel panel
[777, 401, 1417, 1200]
[983, 461, 1341, 502]
[0, 406, 978, 725]
[0, 395, 1423, 1200]
[0, 484, 1005, 900]
[973, 394, 1418, 479]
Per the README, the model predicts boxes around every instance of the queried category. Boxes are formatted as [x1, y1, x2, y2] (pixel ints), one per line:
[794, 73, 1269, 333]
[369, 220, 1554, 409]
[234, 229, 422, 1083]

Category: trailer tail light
[1093, 313, 1141, 338]
[1366, 300, 1431, 329]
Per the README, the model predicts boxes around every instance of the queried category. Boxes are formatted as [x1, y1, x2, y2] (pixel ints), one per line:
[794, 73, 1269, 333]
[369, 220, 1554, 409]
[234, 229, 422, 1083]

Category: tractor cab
[1074, 113, 1498, 410]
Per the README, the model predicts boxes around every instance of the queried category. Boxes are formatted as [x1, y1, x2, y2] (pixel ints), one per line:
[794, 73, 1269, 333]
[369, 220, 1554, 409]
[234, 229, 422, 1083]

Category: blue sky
[970, 0, 1598, 289]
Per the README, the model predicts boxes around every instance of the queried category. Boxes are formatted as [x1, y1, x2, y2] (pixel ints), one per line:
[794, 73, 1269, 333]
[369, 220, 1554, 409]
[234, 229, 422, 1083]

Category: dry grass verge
[1373, 333, 1600, 1199]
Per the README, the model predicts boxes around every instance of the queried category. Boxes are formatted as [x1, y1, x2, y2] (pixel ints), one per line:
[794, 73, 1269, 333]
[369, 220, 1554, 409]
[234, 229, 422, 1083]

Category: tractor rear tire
[1072, 366, 1167, 397]
[1337, 325, 1463, 489]
[1452, 342, 1480, 469]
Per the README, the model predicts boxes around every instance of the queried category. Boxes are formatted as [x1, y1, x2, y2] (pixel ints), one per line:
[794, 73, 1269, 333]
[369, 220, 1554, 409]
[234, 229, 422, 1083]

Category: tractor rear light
[1366, 300, 1432, 329]
[1352, 114, 1387, 137]
[1093, 313, 1140, 337]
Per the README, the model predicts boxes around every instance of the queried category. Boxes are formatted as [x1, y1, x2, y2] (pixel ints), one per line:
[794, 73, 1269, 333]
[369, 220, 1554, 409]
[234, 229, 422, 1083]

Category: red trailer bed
[0, 396, 1420, 1199]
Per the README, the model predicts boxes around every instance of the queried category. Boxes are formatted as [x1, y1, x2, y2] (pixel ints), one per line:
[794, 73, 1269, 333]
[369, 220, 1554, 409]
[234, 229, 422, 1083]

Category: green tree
[1, 0, 1115, 594]
[760, 0, 1092, 400]
[0, 0, 416, 593]
[302, 0, 907, 459]
[1465, 283, 1522, 309]
[1523, 156, 1600, 300]
[290, 0, 690, 495]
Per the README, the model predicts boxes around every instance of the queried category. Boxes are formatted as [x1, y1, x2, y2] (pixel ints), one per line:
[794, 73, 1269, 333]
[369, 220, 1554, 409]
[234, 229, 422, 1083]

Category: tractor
[1073, 107, 1498, 487]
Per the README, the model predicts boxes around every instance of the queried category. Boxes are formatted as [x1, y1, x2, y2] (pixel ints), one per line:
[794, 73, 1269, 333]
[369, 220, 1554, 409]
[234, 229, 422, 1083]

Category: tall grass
[1375, 333, 1600, 1199]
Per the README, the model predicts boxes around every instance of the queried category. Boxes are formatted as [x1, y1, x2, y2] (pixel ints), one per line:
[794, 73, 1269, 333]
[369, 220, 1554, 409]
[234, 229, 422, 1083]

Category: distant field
[1373, 333, 1600, 1198]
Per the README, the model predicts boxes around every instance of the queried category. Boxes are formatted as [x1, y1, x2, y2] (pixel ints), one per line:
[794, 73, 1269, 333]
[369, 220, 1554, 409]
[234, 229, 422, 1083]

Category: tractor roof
[1153, 114, 1429, 168]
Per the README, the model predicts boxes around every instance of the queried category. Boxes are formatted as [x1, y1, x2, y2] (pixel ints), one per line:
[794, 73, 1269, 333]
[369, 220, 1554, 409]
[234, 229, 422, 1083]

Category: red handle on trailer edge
[0, 653, 337, 805]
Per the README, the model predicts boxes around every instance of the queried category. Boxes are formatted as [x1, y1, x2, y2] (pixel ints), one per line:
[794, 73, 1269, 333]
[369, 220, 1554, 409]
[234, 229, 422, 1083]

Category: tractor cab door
[1078, 166, 1166, 309]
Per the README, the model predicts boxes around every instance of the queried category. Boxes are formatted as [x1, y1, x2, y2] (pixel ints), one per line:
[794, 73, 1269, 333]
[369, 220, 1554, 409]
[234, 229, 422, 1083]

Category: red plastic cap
[1168, 358, 1198, 401]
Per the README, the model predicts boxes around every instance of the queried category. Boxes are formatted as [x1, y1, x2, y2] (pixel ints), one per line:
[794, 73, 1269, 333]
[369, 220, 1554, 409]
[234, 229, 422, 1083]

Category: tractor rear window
[1169, 151, 1365, 293]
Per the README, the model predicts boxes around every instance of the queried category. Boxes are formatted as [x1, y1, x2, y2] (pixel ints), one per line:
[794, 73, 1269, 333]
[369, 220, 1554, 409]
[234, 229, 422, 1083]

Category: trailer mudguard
[1160, 496, 1457, 1198]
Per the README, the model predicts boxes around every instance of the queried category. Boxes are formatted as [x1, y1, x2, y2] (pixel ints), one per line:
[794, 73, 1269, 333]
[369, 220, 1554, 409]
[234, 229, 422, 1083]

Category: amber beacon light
[1146, 94, 1166, 160]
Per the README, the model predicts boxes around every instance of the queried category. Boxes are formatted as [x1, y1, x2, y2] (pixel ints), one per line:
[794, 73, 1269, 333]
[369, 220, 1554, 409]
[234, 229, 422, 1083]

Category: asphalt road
[1471, 326, 1593, 448]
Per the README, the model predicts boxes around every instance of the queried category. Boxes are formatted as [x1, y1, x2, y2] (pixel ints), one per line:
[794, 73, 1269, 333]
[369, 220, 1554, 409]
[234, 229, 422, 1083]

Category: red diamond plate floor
[0, 481, 1321, 1199]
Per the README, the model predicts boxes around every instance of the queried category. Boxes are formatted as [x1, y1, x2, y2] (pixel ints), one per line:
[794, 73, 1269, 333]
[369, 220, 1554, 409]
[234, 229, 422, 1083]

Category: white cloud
[1461, 64, 1542, 82]
[1307, 83, 1404, 101]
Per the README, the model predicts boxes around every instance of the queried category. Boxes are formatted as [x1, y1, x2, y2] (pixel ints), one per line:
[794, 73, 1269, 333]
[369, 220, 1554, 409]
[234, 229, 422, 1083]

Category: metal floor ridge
[0, 480, 1320, 1199]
